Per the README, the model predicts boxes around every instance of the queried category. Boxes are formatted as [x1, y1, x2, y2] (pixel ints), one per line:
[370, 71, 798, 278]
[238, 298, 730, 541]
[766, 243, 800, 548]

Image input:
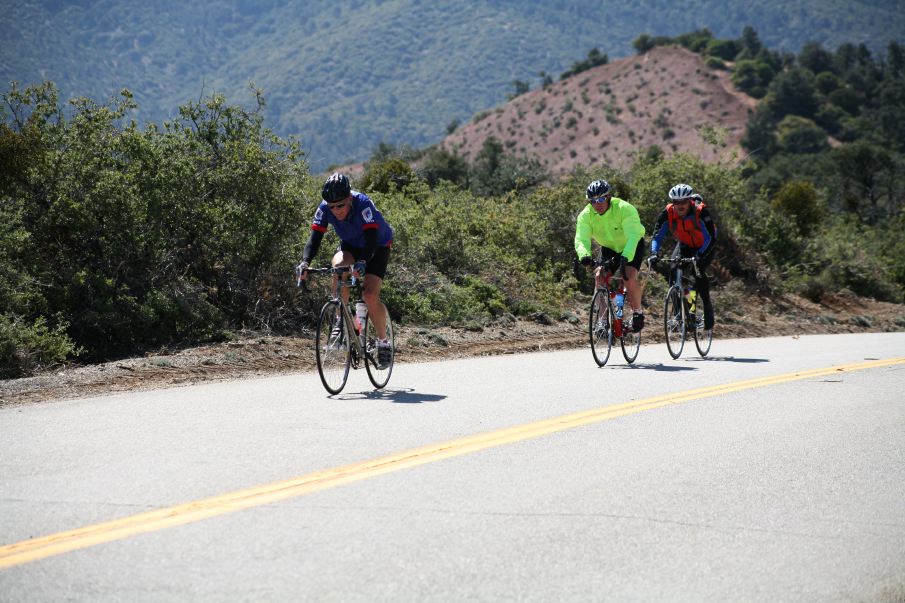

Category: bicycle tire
[364, 304, 394, 389]
[693, 301, 713, 357]
[620, 309, 641, 364]
[315, 300, 351, 394]
[589, 289, 613, 366]
[664, 286, 685, 359]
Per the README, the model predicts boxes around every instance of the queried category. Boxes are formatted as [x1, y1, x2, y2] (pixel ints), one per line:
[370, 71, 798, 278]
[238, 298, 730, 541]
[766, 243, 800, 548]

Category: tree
[798, 41, 836, 75]
[560, 48, 608, 80]
[538, 71, 553, 89]
[888, 41, 904, 78]
[767, 67, 820, 119]
[705, 38, 739, 61]
[633, 34, 655, 54]
[814, 71, 843, 95]
[737, 26, 763, 58]
[417, 147, 469, 188]
[741, 105, 779, 161]
[469, 137, 547, 197]
[776, 116, 829, 154]
[508, 79, 531, 100]
[770, 180, 821, 235]
[830, 141, 895, 222]
[359, 157, 416, 193]
[732, 60, 775, 98]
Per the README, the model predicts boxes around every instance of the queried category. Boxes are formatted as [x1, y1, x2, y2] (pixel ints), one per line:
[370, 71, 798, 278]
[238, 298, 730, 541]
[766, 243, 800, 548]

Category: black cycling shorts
[338, 242, 391, 279]
[597, 238, 646, 271]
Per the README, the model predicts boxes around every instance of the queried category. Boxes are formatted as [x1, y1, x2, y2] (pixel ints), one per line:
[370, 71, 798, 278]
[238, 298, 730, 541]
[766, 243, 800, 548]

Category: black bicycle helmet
[322, 172, 352, 203]
[586, 179, 612, 200]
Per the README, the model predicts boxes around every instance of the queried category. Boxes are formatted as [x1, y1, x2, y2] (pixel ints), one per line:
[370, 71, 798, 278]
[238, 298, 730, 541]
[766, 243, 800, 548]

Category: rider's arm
[650, 209, 669, 255]
[620, 204, 645, 262]
[574, 207, 593, 262]
[302, 228, 325, 264]
[696, 207, 717, 256]
[360, 228, 378, 263]
[303, 203, 331, 263]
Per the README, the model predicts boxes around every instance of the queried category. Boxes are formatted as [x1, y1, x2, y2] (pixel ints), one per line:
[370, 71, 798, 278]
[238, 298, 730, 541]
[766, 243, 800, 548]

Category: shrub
[0, 82, 309, 364]
[770, 180, 821, 234]
[0, 314, 79, 378]
[360, 157, 416, 193]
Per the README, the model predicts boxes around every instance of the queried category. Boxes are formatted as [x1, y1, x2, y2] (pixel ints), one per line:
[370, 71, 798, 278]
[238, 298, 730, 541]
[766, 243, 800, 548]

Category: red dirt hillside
[442, 46, 756, 174]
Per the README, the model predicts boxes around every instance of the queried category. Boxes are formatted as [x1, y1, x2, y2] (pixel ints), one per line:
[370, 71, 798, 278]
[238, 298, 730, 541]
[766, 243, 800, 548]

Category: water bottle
[685, 288, 697, 312]
[354, 302, 368, 333]
[615, 292, 624, 319]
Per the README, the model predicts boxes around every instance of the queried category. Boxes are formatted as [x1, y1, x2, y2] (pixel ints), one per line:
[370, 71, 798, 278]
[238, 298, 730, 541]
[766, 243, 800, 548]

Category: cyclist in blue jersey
[648, 183, 718, 331]
[297, 173, 394, 365]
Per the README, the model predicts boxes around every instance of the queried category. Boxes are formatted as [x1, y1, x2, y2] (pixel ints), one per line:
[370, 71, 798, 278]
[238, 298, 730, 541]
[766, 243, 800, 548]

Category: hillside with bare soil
[442, 46, 754, 174]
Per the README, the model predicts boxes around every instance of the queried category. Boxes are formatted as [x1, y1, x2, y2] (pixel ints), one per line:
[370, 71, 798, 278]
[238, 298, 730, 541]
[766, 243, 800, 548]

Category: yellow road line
[2, 356, 903, 569]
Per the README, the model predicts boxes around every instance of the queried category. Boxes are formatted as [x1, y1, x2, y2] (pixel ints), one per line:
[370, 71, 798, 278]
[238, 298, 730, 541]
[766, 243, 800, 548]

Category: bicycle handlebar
[297, 265, 359, 290]
[650, 256, 698, 267]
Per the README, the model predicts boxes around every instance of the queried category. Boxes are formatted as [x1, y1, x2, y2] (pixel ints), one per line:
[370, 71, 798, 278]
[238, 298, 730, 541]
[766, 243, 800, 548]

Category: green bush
[776, 115, 829, 154]
[360, 157, 416, 193]
[0, 314, 79, 378]
[0, 82, 310, 367]
[770, 180, 821, 234]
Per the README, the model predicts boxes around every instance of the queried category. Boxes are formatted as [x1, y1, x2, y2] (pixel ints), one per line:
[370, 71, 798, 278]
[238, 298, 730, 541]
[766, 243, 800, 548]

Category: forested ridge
[2, 27, 904, 378]
[3, 0, 905, 170]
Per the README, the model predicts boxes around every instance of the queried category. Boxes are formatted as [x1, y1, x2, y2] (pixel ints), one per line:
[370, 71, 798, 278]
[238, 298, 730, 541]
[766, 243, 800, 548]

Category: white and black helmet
[586, 179, 612, 199]
[668, 183, 694, 200]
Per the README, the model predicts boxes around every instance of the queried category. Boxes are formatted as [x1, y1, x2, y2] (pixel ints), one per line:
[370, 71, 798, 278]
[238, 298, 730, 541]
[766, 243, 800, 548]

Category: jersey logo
[314, 208, 324, 222]
[362, 207, 374, 222]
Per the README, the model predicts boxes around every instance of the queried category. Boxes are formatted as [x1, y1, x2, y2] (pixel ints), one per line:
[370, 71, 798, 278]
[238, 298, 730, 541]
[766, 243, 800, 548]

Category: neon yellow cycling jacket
[574, 197, 646, 261]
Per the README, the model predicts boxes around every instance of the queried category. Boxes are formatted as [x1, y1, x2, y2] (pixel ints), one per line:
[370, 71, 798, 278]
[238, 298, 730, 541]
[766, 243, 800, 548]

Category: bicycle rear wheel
[364, 304, 394, 389]
[620, 310, 641, 364]
[589, 289, 613, 366]
[693, 300, 713, 357]
[315, 300, 351, 394]
[664, 287, 685, 359]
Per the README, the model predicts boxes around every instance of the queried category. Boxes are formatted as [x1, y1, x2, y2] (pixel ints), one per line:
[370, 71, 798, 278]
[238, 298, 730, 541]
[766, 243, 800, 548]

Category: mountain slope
[3, 0, 904, 170]
[442, 46, 753, 174]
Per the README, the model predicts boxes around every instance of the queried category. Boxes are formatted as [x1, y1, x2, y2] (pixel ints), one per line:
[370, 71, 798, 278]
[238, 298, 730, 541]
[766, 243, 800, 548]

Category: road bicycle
[588, 259, 641, 366]
[657, 256, 712, 359]
[300, 266, 395, 394]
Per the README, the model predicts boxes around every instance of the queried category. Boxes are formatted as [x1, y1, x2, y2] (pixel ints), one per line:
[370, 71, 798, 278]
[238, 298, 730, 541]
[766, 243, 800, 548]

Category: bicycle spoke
[589, 289, 613, 366]
[315, 301, 350, 394]
[364, 304, 394, 389]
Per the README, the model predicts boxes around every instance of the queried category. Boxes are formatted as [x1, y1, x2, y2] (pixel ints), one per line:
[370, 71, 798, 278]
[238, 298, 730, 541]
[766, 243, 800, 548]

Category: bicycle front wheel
[589, 289, 613, 366]
[315, 300, 351, 394]
[364, 304, 394, 389]
[621, 310, 641, 364]
[664, 287, 685, 359]
[693, 301, 713, 357]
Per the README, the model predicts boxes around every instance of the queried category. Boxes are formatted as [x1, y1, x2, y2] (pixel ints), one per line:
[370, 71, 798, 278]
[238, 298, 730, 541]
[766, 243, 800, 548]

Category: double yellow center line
[2, 356, 902, 569]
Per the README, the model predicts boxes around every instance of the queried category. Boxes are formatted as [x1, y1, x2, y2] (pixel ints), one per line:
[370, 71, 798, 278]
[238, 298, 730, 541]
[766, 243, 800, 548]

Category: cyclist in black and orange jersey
[648, 183, 718, 331]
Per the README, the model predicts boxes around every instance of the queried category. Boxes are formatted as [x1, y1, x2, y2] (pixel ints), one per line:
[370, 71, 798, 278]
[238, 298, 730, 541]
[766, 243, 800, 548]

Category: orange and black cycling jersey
[650, 202, 717, 256]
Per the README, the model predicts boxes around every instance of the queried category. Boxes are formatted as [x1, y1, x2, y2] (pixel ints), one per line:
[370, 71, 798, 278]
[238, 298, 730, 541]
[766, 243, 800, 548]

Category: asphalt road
[1, 333, 904, 602]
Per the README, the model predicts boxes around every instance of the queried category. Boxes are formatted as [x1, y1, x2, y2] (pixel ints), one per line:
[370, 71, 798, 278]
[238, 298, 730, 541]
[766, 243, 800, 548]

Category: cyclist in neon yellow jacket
[575, 179, 647, 331]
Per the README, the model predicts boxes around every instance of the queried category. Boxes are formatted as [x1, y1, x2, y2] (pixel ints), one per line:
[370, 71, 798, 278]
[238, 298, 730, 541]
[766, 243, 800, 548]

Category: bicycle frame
[309, 266, 367, 366]
[667, 257, 698, 308]
[595, 264, 630, 334]
[659, 255, 703, 359]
